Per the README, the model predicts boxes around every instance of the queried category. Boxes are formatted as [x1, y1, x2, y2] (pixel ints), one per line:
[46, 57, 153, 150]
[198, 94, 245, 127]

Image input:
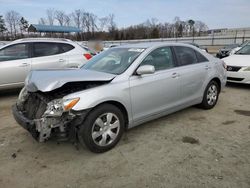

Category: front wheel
[78, 104, 125, 153]
[199, 81, 220, 109]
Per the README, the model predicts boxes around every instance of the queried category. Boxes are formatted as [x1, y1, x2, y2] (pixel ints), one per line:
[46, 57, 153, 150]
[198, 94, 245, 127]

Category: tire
[199, 81, 220, 110]
[78, 104, 125, 153]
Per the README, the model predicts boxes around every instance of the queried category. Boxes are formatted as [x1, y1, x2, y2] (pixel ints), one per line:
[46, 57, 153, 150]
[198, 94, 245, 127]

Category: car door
[173, 46, 210, 103]
[129, 46, 180, 123]
[0, 43, 31, 88]
[30, 42, 67, 70]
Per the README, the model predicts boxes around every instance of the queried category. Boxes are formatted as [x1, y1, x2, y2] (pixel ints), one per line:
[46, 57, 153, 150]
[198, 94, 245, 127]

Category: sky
[0, 0, 250, 29]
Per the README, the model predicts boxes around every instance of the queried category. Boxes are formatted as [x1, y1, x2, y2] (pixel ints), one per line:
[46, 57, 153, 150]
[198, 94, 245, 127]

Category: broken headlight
[44, 98, 80, 117]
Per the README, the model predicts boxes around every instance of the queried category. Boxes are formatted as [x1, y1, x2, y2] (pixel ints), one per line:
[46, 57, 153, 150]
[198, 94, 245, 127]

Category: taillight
[84, 53, 92, 60]
[221, 61, 227, 69]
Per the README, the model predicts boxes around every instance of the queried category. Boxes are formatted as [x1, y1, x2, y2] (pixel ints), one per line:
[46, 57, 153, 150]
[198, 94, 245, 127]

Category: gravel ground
[0, 83, 249, 188]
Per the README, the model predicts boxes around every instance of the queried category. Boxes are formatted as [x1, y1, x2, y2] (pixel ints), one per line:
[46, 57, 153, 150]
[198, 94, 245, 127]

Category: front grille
[227, 77, 244, 81]
[23, 93, 48, 119]
[227, 66, 242, 72]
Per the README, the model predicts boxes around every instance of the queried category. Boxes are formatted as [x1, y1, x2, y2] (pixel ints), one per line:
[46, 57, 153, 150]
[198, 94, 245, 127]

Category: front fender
[64, 80, 132, 121]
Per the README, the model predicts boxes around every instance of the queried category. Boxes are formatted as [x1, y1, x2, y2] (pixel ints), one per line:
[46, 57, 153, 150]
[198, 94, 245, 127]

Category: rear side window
[59, 43, 75, 52]
[33, 42, 61, 57]
[174, 46, 198, 66]
[0, 43, 29, 62]
[195, 51, 208, 63]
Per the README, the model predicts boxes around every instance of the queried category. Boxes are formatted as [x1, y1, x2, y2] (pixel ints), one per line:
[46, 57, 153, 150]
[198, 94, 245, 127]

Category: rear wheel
[199, 81, 219, 109]
[78, 104, 125, 153]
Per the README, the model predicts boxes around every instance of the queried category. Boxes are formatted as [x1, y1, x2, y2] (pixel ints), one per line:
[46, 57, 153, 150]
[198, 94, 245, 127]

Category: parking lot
[0, 83, 249, 188]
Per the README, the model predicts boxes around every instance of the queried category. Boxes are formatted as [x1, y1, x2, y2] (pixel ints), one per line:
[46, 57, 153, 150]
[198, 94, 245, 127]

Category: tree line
[0, 9, 208, 41]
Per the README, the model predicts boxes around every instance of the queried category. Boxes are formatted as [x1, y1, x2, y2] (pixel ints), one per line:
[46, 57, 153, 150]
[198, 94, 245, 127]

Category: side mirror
[136, 65, 155, 75]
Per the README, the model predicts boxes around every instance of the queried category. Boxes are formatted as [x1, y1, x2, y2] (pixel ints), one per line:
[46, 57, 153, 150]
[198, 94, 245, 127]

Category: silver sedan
[13, 42, 227, 153]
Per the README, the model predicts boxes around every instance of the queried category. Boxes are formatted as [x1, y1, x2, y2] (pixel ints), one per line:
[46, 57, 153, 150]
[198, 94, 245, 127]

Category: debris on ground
[182, 136, 200, 144]
[222, 120, 236, 125]
[11, 153, 17, 159]
[234, 110, 250, 117]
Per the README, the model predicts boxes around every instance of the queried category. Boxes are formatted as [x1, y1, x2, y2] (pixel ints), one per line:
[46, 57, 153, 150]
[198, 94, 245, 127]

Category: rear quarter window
[195, 51, 208, 63]
[59, 43, 75, 53]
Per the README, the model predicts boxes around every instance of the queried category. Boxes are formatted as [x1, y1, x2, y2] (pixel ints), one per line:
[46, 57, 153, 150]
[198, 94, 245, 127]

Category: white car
[0, 38, 92, 90]
[223, 44, 250, 84]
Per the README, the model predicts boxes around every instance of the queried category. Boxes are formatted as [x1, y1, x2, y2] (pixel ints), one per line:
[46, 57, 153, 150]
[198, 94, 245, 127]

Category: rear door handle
[59, 59, 66, 62]
[172, 72, 179, 78]
[19, 63, 29, 67]
[205, 65, 211, 70]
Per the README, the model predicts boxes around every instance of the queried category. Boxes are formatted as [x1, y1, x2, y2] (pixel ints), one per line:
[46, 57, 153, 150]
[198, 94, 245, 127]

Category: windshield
[240, 40, 249, 47]
[82, 48, 145, 74]
[235, 45, 250, 55]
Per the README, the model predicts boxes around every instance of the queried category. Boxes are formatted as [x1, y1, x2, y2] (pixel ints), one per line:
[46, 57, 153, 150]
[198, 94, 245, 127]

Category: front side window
[174, 46, 198, 66]
[83, 48, 144, 74]
[33, 42, 61, 57]
[140, 47, 175, 71]
[0, 43, 29, 62]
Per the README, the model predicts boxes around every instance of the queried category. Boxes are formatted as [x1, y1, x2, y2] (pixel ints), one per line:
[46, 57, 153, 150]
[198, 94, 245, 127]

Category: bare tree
[194, 21, 208, 36]
[5, 10, 21, 37]
[188, 19, 195, 36]
[38, 18, 46, 25]
[64, 14, 71, 26]
[108, 14, 117, 32]
[55, 10, 65, 26]
[98, 16, 109, 32]
[72, 9, 82, 29]
[46, 9, 55, 25]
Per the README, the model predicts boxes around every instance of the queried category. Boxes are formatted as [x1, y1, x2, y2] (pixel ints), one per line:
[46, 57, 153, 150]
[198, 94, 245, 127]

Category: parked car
[103, 44, 120, 51]
[80, 45, 97, 56]
[12, 42, 227, 153]
[216, 44, 239, 58]
[0, 38, 92, 90]
[185, 42, 208, 52]
[223, 44, 250, 84]
[229, 40, 250, 55]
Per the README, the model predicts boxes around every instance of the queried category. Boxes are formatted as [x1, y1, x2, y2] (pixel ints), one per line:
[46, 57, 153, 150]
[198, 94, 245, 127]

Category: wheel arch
[210, 77, 221, 93]
[91, 100, 129, 129]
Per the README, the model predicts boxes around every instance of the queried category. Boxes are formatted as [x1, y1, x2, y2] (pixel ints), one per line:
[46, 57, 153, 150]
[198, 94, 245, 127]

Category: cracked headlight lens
[44, 99, 64, 117]
[44, 98, 80, 117]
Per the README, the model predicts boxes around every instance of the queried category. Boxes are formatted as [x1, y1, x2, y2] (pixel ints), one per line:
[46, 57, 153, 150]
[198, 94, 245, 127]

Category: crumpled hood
[223, 55, 250, 67]
[25, 69, 116, 92]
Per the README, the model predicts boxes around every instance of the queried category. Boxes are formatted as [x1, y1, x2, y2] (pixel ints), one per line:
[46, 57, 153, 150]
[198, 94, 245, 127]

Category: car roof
[11, 38, 73, 44]
[116, 42, 196, 49]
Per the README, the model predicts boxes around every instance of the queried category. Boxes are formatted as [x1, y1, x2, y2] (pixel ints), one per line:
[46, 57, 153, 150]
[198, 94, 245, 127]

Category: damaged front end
[12, 69, 115, 143]
[12, 83, 100, 143]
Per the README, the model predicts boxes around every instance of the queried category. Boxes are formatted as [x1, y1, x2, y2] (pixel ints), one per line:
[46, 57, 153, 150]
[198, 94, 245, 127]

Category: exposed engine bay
[13, 81, 109, 142]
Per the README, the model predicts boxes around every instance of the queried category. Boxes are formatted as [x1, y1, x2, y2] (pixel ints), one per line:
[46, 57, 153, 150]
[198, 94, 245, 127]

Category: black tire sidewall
[78, 104, 125, 153]
[201, 81, 219, 109]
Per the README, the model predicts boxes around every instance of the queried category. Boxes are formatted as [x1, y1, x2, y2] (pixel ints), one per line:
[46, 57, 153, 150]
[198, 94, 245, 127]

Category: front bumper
[227, 71, 250, 84]
[12, 104, 90, 142]
[12, 104, 39, 140]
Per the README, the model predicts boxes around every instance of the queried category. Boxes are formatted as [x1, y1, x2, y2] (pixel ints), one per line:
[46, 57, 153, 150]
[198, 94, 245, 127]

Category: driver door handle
[19, 63, 29, 67]
[172, 72, 179, 78]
